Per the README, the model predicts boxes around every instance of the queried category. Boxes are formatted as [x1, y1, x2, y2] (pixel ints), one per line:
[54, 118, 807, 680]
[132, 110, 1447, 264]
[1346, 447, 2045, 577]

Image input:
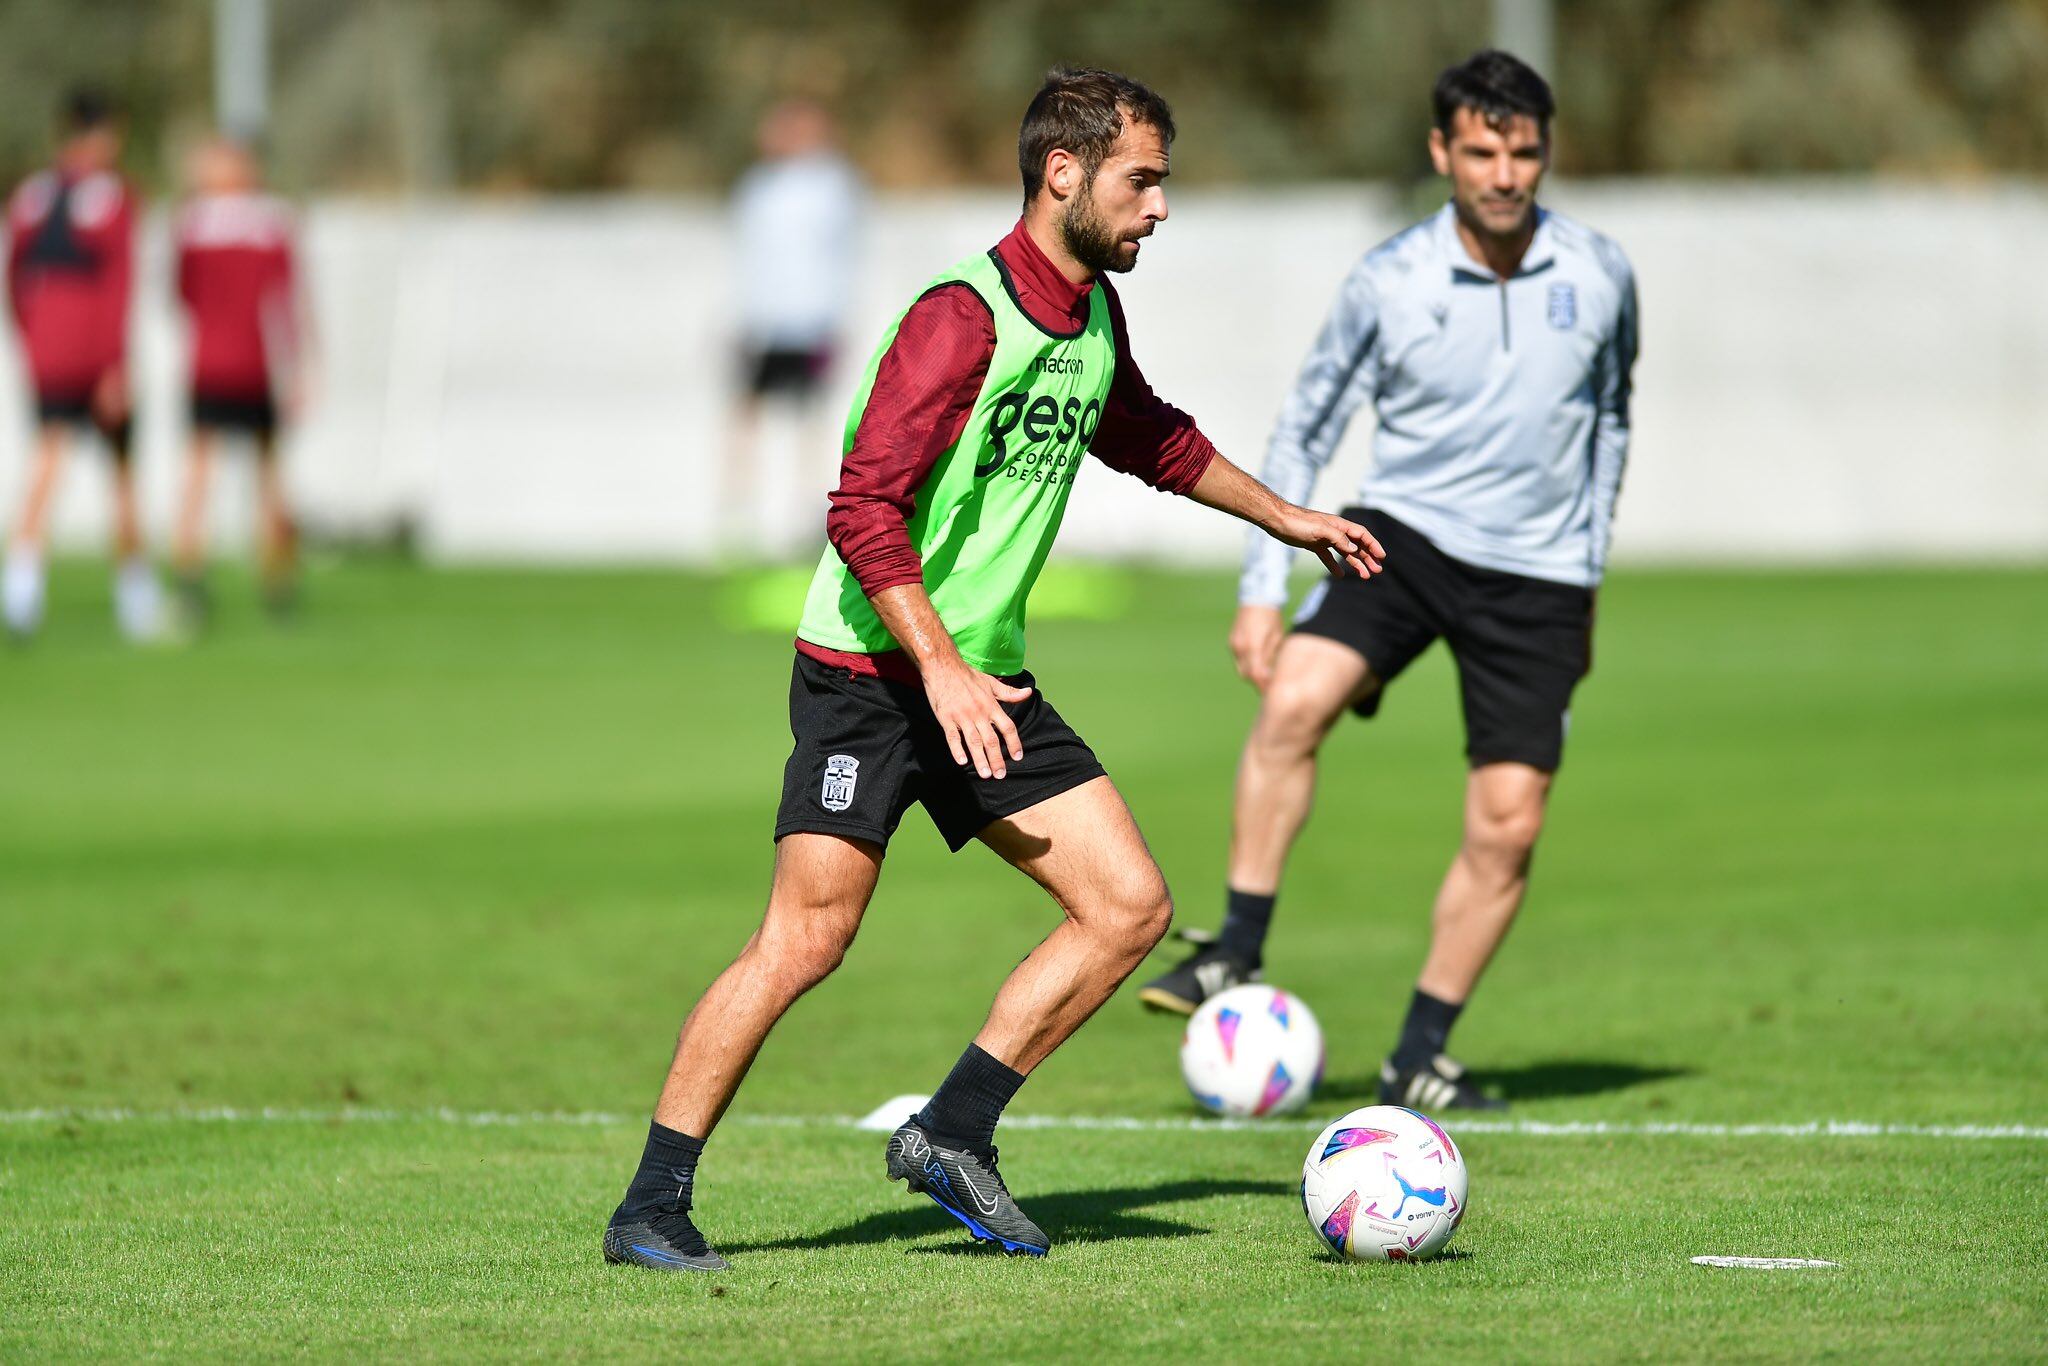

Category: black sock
[1390, 989, 1463, 1072]
[916, 1044, 1025, 1151]
[1216, 888, 1276, 967]
[617, 1119, 705, 1219]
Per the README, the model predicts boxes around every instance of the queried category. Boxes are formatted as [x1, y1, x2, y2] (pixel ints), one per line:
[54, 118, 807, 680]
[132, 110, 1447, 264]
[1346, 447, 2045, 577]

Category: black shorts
[191, 393, 278, 438]
[1293, 507, 1594, 771]
[742, 345, 830, 399]
[35, 389, 131, 460]
[775, 652, 1108, 852]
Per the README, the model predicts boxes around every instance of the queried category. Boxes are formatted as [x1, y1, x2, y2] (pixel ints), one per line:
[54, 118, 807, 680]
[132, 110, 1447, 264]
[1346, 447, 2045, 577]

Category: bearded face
[1054, 120, 1167, 276]
[1057, 180, 1135, 275]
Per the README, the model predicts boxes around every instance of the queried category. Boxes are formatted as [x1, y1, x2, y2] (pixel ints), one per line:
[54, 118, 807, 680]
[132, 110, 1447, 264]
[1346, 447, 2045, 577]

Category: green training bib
[797, 249, 1117, 674]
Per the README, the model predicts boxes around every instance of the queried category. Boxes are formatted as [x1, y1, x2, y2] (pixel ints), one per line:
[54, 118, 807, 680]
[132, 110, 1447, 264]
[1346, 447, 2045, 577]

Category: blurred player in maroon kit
[171, 136, 310, 625]
[3, 88, 160, 640]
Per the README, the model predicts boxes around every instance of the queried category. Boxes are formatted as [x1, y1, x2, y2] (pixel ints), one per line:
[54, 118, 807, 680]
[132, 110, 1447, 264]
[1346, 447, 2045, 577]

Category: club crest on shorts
[1547, 282, 1577, 330]
[821, 754, 860, 813]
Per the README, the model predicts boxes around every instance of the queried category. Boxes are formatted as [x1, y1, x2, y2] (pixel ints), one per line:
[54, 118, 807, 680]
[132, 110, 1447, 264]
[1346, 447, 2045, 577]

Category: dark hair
[1018, 66, 1175, 204]
[1432, 50, 1553, 139]
[62, 86, 118, 132]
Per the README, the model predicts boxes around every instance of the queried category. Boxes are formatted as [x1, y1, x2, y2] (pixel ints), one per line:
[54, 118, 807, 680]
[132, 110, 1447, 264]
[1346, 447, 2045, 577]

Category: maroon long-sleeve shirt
[176, 191, 300, 401]
[5, 165, 133, 398]
[800, 220, 1219, 679]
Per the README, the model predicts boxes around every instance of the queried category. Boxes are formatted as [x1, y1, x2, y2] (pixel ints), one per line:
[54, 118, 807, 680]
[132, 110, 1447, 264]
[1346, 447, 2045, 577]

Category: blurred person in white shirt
[725, 99, 863, 560]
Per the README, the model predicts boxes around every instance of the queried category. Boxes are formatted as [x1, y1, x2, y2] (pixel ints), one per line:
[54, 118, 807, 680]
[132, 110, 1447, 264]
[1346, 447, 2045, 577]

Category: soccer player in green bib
[605, 68, 1383, 1271]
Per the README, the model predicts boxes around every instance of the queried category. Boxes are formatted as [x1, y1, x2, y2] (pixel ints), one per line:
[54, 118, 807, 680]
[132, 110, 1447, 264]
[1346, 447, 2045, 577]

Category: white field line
[1, 1107, 2045, 1141]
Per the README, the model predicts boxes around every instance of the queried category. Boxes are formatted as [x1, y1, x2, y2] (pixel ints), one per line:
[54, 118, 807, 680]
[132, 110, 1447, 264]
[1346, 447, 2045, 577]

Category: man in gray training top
[1141, 50, 1639, 1112]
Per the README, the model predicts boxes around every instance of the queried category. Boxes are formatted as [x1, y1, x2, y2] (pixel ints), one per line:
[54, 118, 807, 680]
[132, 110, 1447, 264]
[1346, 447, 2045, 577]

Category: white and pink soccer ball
[1301, 1104, 1469, 1262]
[1178, 984, 1324, 1117]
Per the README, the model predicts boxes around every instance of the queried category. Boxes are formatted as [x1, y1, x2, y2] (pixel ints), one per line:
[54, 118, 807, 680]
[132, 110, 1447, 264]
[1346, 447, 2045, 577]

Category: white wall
[4, 183, 2044, 568]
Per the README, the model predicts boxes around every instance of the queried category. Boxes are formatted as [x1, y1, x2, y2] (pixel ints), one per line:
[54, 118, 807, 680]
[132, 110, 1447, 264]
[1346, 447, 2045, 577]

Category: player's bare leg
[1380, 762, 1548, 1111]
[12, 427, 67, 548]
[106, 439, 161, 641]
[972, 775, 1174, 1069]
[3, 428, 67, 636]
[173, 431, 215, 627]
[1227, 635, 1375, 898]
[1140, 634, 1369, 1013]
[1415, 761, 1551, 1002]
[797, 405, 833, 557]
[884, 775, 1172, 1256]
[254, 436, 298, 614]
[174, 431, 214, 572]
[107, 455, 143, 562]
[608, 831, 880, 1272]
[719, 394, 761, 561]
[654, 832, 881, 1136]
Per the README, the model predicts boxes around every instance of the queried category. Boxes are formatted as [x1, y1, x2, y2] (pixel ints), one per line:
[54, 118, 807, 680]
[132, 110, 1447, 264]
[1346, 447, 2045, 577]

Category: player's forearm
[1188, 454, 1297, 537]
[866, 582, 967, 676]
[1587, 427, 1629, 576]
[1589, 276, 1638, 577]
[7, 254, 26, 329]
[112, 224, 135, 336]
[1196, 456, 1383, 585]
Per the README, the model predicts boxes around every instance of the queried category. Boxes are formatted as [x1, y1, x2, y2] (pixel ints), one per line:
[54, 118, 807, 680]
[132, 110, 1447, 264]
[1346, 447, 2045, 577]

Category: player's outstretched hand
[925, 657, 1032, 780]
[1230, 605, 1285, 690]
[1277, 507, 1385, 580]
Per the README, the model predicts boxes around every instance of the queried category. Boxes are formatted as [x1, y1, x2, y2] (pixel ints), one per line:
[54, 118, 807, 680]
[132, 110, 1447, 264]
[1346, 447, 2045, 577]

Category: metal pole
[214, 0, 269, 141]
[1491, 0, 1555, 80]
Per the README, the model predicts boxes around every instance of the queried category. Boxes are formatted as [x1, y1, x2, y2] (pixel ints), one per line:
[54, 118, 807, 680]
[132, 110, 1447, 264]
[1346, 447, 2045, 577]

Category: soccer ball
[1178, 984, 1323, 1117]
[1301, 1104, 1469, 1262]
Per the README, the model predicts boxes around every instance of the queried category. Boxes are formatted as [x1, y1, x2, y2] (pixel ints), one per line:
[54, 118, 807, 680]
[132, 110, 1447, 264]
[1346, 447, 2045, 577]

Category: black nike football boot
[603, 1204, 730, 1272]
[884, 1119, 1049, 1256]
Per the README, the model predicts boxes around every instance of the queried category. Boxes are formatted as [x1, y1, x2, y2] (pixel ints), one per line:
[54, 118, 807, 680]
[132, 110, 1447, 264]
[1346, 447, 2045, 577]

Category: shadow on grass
[1319, 1060, 1691, 1105]
[723, 1177, 1291, 1253]
[1316, 1246, 1474, 1267]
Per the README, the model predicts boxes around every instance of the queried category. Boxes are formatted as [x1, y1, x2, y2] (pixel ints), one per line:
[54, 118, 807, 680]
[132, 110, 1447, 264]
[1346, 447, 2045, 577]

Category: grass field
[3, 560, 2045, 1361]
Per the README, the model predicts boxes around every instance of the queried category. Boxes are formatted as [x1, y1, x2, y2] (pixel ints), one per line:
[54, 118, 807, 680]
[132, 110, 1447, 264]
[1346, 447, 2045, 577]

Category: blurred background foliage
[2, 0, 2046, 193]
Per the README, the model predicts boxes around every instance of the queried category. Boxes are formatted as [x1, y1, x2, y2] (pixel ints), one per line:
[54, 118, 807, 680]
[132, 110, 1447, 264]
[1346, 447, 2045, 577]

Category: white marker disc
[1691, 1256, 1840, 1270]
[854, 1094, 932, 1132]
